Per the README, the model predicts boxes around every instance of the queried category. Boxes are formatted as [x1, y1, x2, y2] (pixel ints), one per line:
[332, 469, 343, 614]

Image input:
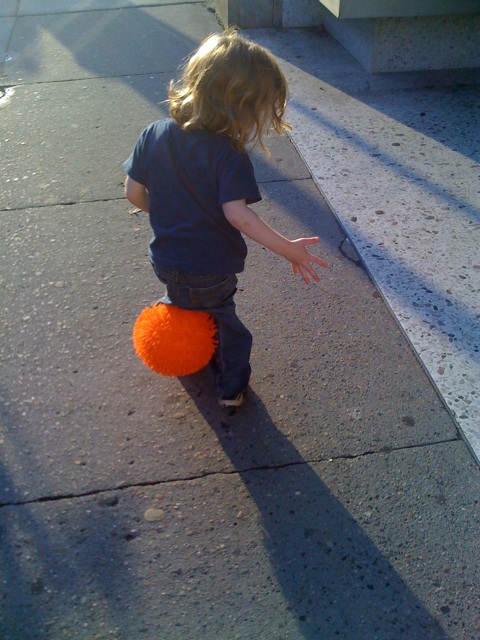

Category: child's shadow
[181, 375, 450, 640]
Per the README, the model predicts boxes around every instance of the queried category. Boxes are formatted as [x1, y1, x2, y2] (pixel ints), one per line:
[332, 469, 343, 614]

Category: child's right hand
[288, 237, 328, 285]
[223, 200, 328, 284]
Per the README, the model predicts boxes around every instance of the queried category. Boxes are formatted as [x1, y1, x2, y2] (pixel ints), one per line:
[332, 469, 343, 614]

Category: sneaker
[218, 391, 245, 408]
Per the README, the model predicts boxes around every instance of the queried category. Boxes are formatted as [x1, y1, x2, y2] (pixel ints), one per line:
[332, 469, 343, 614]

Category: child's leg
[208, 302, 252, 400]
[153, 268, 252, 399]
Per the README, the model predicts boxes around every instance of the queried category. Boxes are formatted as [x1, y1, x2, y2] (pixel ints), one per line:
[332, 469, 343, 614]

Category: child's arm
[223, 199, 328, 285]
[125, 176, 150, 213]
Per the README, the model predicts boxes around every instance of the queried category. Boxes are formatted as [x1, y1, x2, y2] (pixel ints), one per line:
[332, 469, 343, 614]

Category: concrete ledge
[320, 0, 480, 19]
[215, 0, 322, 27]
[216, 0, 480, 27]
[322, 11, 480, 72]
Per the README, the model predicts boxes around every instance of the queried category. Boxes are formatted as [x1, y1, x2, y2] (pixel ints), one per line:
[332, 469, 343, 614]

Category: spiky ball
[133, 304, 217, 376]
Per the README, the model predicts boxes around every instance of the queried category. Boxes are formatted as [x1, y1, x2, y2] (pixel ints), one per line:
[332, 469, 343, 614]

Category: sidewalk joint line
[0, 71, 173, 90]
[0, 179, 314, 212]
[0, 197, 125, 213]
[320, 435, 461, 463]
[0, 436, 460, 510]
[11, 3, 205, 19]
[257, 176, 311, 185]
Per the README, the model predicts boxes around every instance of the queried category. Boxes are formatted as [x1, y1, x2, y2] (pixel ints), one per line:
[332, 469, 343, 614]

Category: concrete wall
[319, 0, 480, 18]
[282, 0, 323, 27]
[215, 0, 282, 28]
[215, 0, 323, 27]
[321, 10, 480, 72]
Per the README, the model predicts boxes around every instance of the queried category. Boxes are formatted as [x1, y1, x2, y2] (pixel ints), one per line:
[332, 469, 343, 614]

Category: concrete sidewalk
[0, 2, 478, 639]
[248, 26, 480, 461]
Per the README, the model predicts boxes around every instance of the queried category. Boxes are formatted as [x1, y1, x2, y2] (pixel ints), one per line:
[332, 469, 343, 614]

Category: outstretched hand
[288, 237, 328, 284]
[221, 200, 328, 284]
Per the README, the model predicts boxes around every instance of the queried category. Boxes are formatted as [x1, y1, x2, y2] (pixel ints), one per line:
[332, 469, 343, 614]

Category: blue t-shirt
[123, 118, 262, 274]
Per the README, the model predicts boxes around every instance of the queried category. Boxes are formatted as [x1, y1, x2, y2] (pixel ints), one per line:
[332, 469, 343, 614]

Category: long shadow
[4, 1, 211, 84]
[288, 94, 479, 226]
[0, 394, 132, 639]
[181, 377, 453, 639]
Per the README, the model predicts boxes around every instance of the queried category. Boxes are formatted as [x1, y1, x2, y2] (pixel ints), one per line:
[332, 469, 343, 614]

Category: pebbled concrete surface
[0, 441, 477, 639]
[0, 2, 479, 639]
[0, 183, 457, 502]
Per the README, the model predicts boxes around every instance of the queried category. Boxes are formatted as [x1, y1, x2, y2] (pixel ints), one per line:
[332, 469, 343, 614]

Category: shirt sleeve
[123, 126, 149, 185]
[217, 147, 262, 206]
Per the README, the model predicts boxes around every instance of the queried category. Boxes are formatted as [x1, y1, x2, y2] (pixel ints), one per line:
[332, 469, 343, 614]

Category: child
[124, 30, 327, 407]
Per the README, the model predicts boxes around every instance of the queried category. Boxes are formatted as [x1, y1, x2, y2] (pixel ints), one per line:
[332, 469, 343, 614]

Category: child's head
[169, 30, 291, 152]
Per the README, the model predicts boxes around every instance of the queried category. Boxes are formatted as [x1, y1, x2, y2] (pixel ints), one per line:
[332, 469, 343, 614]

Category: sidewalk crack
[0, 437, 460, 510]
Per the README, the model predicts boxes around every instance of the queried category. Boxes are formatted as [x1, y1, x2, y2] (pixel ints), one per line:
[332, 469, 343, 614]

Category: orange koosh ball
[133, 304, 217, 377]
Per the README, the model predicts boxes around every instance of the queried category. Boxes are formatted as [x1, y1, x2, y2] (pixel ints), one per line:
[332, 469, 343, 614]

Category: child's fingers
[295, 238, 329, 268]
[298, 266, 310, 284]
[301, 236, 320, 246]
[299, 264, 320, 285]
[310, 254, 329, 269]
[306, 265, 320, 283]
[293, 258, 323, 284]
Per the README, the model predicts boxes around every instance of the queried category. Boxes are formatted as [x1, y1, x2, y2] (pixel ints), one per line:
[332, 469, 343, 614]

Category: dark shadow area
[0, 395, 134, 640]
[180, 377, 453, 640]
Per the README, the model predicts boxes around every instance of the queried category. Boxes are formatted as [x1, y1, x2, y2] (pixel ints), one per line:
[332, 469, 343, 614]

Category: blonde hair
[168, 30, 291, 153]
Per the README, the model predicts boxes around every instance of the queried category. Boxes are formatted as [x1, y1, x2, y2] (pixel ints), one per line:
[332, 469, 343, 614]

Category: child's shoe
[218, 391, 245, 408]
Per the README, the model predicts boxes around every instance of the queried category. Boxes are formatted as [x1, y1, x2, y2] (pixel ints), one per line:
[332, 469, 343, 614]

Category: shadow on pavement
[3, 2, 209, 82]
[180, 377, 452, 640]
[0, 397, 131, 639]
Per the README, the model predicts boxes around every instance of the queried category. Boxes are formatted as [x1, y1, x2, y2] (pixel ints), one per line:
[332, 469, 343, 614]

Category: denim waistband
[154, 266, 236, 286]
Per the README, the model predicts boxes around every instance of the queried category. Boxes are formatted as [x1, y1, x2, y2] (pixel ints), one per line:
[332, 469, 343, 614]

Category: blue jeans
[152, 266, 252, 399]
